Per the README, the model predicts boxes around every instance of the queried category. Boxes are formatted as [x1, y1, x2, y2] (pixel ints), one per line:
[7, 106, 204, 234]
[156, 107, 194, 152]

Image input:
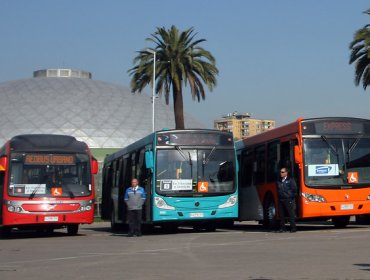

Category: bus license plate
[44, 216, 59, 222]
[190, 213, 204, 218]
[340, 204, 354, 210]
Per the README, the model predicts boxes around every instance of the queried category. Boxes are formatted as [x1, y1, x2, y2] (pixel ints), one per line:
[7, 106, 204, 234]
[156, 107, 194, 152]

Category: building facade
[214, 112, 275, 139]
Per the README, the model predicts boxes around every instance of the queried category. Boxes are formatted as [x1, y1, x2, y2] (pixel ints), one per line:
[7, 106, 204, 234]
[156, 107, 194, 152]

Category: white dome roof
[0, 74, 204, 148]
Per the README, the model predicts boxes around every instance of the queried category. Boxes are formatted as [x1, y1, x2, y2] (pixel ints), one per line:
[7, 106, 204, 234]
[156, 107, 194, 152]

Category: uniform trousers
[278, 198, 296, 231]
[127, 209, 142, 235]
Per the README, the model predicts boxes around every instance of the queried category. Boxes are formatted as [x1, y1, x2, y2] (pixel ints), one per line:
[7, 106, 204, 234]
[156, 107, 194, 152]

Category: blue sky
[1, 0, 369, 128]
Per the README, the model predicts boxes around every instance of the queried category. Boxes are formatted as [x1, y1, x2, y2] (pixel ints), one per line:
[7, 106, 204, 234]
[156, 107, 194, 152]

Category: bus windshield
[303, 138, 370, 188]
[156, 148, 235, 196]
[8, 153, 91, 198]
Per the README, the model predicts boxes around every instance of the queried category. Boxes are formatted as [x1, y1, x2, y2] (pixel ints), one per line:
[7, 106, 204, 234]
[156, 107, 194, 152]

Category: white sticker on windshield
[308, 164, 339, 177]
[160, 179, 193, 191]
[10, 184, 46, 194]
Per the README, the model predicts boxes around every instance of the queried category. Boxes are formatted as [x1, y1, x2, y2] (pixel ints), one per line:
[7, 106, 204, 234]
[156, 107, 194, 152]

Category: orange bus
[0, 134, 98, 237]
[236, 117, 370, 228]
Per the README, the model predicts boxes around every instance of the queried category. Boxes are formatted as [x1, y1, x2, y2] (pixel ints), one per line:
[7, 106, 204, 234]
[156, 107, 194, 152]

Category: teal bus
[101, 129, 238, 231]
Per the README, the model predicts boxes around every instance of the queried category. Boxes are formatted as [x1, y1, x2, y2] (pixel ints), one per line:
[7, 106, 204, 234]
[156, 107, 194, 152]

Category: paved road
[1, 222, 370, 280]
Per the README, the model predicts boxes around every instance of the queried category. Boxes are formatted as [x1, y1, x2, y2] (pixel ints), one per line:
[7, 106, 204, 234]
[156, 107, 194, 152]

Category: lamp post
[147, 49, 156, 132]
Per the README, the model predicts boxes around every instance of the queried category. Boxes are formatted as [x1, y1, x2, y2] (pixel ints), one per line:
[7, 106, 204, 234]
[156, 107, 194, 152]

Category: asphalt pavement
[1, 221, 370, 280]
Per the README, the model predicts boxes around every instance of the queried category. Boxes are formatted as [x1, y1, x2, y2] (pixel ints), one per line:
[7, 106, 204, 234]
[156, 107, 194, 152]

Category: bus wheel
[67, 224, 79, 235]
[263, 196, 278, 230]
[355, 214, 370, 225]
[0, 227, 11, 239]
[161, 223, 178, 233]
[332, 216, 350, 228]
[37, 227, 54, 235]
[111, 208, 118, 232]
[204, 223, 216, 232]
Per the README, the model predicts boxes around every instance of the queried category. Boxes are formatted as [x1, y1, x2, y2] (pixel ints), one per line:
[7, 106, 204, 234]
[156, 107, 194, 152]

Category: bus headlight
[367, 195, 370, 200]
[79, 202, 93, 212]
[302, 192, 326, 203]
[218, 195, 238, 208]
[154, 197, 175, 210]
[7, 205, 24, 213]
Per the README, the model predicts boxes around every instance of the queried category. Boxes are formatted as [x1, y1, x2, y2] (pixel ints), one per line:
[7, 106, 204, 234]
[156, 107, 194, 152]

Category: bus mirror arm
[294, 145, 303, 167]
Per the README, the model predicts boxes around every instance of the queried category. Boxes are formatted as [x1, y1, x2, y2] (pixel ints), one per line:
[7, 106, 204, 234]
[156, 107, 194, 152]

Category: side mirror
[91, 159, 99, 174]
[145, 151, 154, 171]
[0, 156, 8, 172]
[294, 145, 303, 165]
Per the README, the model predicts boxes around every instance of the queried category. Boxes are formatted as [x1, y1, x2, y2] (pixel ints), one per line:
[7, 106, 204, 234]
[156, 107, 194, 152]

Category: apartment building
[214, 112, 275, 140]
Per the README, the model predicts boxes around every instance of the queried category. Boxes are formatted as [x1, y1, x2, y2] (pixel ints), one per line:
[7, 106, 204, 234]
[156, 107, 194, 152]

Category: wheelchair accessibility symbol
[347, 172, 358, 184]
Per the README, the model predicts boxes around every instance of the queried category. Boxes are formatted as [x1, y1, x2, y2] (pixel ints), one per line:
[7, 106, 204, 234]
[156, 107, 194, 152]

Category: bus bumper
[153, 207, 238, 221]
[2, 210, 94, 227]
[301, 199, 370, 218]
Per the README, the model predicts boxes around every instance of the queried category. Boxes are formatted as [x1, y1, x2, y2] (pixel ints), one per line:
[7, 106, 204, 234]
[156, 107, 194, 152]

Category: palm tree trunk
[172, 86, 185, 129]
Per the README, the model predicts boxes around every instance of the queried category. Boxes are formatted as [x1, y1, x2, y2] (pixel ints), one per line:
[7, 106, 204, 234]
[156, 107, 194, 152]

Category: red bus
[0, 134, 98, 237]
[236, 117, 370, 228]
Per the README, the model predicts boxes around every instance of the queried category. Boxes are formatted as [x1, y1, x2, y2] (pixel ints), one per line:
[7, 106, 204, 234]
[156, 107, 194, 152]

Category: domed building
[0, 68, 204, 150]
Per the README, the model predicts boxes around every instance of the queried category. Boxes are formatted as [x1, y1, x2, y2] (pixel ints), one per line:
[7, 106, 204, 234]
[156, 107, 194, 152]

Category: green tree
[349, 9, 370, 90]
[128, 25, 218, 129]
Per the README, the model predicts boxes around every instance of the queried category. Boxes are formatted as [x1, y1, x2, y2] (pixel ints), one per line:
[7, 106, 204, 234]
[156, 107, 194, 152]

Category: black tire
[263, 195, 278, 230]
[332, 216, 350, 228]
[204, 223, 216, 232]
[67, 224, 79, 235]
[110, 207, 118, 232]
[193, 223, 216, 232]
[0, 227, 11, 239]
[37, 227, 54, 236]
[161, 223, 178, 233]
[219, 220, 234, 228]
[355, 214, 370, 225]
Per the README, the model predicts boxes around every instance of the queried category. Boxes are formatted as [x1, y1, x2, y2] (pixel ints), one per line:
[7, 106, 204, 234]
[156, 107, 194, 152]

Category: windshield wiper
[321, 136, 338, 156]
[320, 136, 345, 182]
[63, 185, 75, 198]
[203, 147, 216, 165]
[175, 146, 192, 166]
[29, 184, 42, 199]
[347, 137, 361, 160]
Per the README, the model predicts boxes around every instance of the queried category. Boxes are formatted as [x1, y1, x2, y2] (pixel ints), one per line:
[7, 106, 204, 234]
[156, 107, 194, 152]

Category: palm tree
[128, 25, 219, 129]
[349, 9, 370, 90]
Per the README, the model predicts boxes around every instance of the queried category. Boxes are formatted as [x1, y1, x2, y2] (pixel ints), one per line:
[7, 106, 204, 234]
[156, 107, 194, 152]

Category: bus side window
[241, 148, 253, 187]
[255, 145, 266, 185]
[267, 141, 279, 182]
[280, 141, 291, 170]
[131, 153, 137, 179]
[137, 148, 150, 185]
[122, 156, 131, 189]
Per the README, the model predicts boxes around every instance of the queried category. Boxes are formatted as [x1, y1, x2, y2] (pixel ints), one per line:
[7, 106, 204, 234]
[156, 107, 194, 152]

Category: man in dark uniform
[277, 167, 297, 232]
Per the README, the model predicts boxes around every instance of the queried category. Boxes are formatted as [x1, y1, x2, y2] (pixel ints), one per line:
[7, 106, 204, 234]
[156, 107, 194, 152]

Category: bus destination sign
[24, 154, 75, 165]
[302, 121, 364, 135]
[157, 133, 233, 146]
[315, 121, 363, 135]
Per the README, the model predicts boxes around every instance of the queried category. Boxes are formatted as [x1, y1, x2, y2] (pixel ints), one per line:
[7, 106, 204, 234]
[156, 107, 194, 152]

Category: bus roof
[8, 134, 88, 153]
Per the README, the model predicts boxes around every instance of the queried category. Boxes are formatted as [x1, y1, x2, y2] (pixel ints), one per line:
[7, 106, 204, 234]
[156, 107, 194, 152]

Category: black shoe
[290, 228, 296, 233]
[278, 228, 286, 233]
[127, 234, 134, 237]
